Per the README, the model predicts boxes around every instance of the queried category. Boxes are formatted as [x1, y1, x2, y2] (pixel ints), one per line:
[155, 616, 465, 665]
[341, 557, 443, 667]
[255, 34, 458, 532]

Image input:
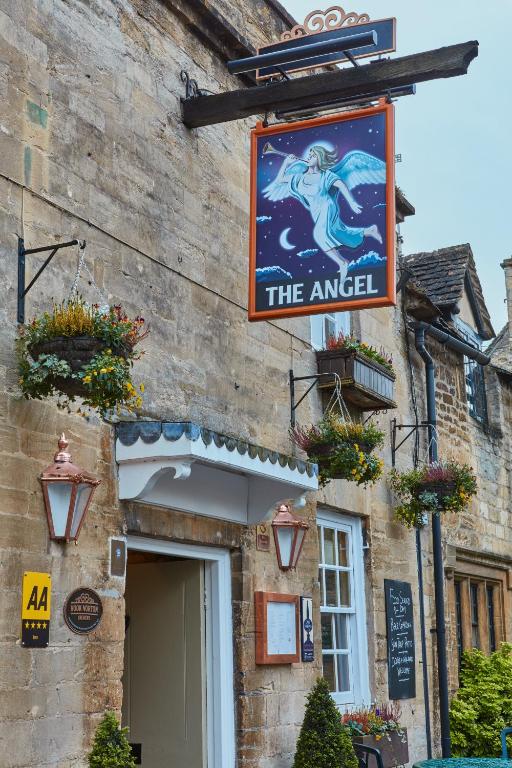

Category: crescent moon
[279, 227, 296, 251]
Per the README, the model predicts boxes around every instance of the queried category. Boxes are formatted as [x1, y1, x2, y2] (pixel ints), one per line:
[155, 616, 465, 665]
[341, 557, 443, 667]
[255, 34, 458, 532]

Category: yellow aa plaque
[21, 572, 51, 648]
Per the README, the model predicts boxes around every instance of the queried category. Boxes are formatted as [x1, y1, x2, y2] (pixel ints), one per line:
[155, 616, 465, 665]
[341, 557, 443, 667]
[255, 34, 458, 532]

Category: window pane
[323, 654, 336, 692]
[338, 531, 349, 567]
[487, 585, 496, 653]
[321, 614, 334, 649]
[337, 654, 351, 692]
[325, 570, 338, 607]
[324, 528, 336, 565]
[339, 571, 351, 607]
[319, 569, 325, 605]
[455, 580, 463, 667]
[334, 614, 349, 650]
[470, 583, 480, 649]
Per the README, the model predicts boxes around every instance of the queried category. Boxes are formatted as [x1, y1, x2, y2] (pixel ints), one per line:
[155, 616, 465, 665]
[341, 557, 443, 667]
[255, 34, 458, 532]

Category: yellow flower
[93, 370, 98, 376]
[354, 443, 359, 451]
[351, 468, 357, 475]
[83, 375, 92, 384]
[100, 368, 107, 374]
[136, 397, 142, 408]
[139, 383, 145, 393]
[107, 367, 114, 372]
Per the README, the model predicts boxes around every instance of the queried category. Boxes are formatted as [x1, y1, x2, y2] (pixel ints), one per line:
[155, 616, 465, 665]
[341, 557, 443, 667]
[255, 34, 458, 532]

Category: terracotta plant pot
[416, 479, 457, 509]
[353, 730, 409, 768]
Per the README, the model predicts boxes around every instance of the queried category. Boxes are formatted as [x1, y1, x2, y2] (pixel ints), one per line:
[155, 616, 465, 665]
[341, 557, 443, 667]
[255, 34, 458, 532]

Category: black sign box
[384, 579, 416, 700]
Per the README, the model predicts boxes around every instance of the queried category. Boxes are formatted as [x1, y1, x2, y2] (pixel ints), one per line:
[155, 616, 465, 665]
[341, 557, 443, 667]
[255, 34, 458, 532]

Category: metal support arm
[17, 237, 85, 323]
[289, 369, 337, 427]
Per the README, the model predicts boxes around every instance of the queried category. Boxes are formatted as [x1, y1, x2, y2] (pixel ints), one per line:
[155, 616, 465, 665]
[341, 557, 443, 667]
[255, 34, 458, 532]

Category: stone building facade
[0, 1, 511, 767]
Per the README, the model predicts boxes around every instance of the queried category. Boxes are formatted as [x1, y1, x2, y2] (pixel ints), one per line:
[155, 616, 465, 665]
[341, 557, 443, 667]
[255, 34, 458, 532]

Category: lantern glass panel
[276, 527, 294, 568]
[47, 482, 73, 537]
[294, 527, 307, 565]
[71, 483, 92, 538]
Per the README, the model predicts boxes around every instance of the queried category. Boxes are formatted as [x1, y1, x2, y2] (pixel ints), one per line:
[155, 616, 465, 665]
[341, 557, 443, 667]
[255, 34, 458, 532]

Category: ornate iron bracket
[17, 237, 86, 324]
[390, 417, 430, 467]
[180, 70, 212, 101]
[289, 369, 338, 427]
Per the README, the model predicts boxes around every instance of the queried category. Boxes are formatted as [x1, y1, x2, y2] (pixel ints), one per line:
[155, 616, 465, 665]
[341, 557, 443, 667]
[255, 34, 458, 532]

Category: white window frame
[317, 510, 370, 707]
[126, 535, 235, 768]
[310, 311, 351, 350]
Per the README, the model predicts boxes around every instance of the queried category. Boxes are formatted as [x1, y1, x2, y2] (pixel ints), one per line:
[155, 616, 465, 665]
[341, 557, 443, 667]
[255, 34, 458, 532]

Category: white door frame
[126, 535, 236, 768]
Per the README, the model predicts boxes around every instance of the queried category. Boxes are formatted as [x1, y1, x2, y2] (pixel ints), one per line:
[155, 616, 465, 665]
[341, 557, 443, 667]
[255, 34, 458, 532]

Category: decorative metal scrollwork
[180, 70, 213, 100]
[281, 6, 371, 41]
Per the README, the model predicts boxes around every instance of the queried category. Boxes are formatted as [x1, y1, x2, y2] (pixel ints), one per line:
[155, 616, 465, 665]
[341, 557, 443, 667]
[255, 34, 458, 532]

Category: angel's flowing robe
[288, 170, 365, 253]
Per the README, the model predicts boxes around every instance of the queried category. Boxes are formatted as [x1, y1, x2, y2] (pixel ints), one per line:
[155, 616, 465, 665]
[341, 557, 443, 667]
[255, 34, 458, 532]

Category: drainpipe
[412, 321, 490, 758]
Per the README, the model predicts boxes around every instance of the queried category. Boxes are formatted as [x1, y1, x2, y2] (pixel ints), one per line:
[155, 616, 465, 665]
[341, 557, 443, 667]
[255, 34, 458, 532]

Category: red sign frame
[249, 102, 396, 321]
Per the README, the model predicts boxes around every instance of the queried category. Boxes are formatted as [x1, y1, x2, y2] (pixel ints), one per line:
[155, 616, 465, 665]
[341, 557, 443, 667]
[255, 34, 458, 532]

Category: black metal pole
[227, 30, 377, 74]
[416, 526, 433, 758]
[414, 326, 451, 758]
[289, 370, 295, 428]
[17, 237, 26, 324]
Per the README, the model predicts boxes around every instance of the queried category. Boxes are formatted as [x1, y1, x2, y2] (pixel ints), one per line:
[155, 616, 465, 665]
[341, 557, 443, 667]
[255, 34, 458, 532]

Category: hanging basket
[415, 479, 457, 510]
[28, 335, 128, 371]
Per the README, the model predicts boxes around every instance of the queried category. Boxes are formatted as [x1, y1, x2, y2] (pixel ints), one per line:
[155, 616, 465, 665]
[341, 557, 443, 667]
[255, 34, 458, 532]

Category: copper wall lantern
[40, 434, 100, 543]
[271, 503, 309, 570]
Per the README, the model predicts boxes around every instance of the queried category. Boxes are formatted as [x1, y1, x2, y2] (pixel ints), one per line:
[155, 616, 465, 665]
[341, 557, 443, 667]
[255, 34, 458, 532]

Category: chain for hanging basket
[68, 242, 109, 307]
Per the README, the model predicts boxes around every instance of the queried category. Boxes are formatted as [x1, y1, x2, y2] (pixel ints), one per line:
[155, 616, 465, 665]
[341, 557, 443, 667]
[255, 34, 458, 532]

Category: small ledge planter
[353, 730, 409, 768]
[316, 348, 396, 411]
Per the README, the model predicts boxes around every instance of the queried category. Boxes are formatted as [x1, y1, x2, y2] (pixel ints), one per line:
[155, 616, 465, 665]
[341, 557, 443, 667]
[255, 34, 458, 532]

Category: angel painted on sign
[262, 144, 385, 280]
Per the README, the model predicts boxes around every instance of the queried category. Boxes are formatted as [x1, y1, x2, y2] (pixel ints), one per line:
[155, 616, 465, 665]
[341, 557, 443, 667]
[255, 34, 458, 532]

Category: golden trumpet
[261, 142, 291, 158]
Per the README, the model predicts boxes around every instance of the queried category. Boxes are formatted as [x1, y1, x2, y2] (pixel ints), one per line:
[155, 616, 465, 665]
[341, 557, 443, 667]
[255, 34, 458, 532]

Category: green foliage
[389, 461, 477, 528]
[293, 678, 359, 768]
[16, 349, 72, 400]
[291, 414, 384, 487]
[450, 644, 512, 757]
[88, 711, 136, 768]
[78, 350, 143, 418]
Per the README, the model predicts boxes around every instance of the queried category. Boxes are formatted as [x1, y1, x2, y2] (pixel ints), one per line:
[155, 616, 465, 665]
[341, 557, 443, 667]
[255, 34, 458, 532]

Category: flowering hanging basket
[290, 413, 384, 487]
[17, 298, 148, 418]
[389, 461, 477, 528]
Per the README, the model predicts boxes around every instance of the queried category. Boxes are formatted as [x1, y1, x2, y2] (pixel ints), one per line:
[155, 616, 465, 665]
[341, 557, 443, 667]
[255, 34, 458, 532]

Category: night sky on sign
[255, 112, 387, 279]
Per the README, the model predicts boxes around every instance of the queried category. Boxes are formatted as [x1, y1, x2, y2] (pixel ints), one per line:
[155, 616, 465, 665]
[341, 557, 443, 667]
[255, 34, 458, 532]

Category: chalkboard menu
[384, 579, 416, 700]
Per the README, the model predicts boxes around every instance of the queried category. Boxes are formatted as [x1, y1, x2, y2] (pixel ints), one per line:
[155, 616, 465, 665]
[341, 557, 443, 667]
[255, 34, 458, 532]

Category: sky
[279, 0, 512, 332]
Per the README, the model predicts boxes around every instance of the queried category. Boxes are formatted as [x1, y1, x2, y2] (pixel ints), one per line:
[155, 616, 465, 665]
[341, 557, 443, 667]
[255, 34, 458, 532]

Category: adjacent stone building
[0, 2, 510, 767]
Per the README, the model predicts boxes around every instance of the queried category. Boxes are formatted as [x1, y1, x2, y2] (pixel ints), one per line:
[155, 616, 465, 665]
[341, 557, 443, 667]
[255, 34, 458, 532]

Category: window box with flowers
[291, 413, 384, 488]
[17, 298, 148, 418]
[342, 704, 409, 768]
[389, 461, 478, 528]
[316, 333, 396, 411]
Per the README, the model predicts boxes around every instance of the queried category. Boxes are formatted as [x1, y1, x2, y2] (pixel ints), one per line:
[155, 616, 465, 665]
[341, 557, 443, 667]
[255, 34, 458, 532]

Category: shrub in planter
[341, 703, 409, 768]
[88, 710, 136, 768]
[17, 298, 148, 418]
[450, 643, 512, 758]
[291, 413, 384, 487]
[326, 331, 394, 374]
[293, 678, 358, 768]
[389, 460, 477, 528]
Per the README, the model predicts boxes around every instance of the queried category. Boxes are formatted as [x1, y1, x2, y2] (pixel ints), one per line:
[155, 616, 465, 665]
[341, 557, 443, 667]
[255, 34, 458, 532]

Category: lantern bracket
[289, 369, 338, 427]
[390, 417, 430, 467]
[17, 236, 86, 324]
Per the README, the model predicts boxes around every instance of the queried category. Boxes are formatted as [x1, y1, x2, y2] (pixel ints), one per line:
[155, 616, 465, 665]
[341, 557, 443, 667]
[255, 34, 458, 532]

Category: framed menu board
[255, 592, 300, 664]
[384, 579, 416, 700]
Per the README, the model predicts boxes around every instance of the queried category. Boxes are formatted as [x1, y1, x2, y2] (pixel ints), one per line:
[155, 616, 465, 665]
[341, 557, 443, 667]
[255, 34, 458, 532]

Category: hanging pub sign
[249, 102, 395, 321]
[384, 579, 416, 700]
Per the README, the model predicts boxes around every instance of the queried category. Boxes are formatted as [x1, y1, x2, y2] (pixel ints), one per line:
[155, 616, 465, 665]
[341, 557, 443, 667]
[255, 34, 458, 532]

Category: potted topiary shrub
[293, 677, 359, 768]
[291, 413, 384, 487]
[88, 710, 136, 768]
[389, 461, 477, 528]
[341, 703, 409, 768]
[17, 298, 148, 418]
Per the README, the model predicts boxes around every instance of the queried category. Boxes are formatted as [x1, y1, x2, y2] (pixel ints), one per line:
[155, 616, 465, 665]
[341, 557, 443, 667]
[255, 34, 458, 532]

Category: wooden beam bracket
[181, 40, 478, 129]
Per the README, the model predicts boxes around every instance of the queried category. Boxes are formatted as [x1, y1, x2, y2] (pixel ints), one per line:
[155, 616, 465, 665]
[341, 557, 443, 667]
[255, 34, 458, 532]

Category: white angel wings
[262, 150, 386, 202]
